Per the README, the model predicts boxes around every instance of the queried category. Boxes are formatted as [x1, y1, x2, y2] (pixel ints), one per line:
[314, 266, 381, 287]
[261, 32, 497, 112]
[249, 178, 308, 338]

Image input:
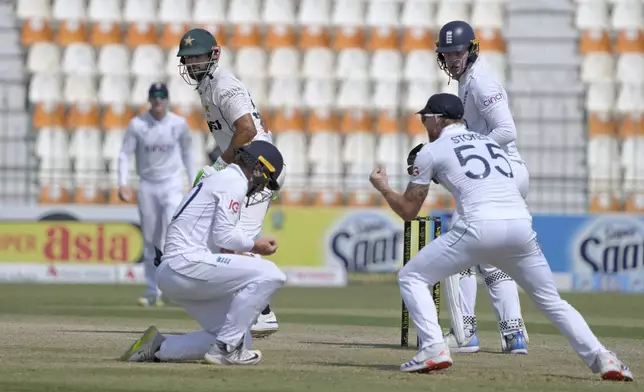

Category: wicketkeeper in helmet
[434, 20, 531, 354]
[176, 28, 284, 338]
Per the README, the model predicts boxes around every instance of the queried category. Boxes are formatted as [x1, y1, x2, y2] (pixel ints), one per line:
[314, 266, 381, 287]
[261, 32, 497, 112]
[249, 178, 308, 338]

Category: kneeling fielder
[369, 93, 633, 381]
[120, 141, 286, 366]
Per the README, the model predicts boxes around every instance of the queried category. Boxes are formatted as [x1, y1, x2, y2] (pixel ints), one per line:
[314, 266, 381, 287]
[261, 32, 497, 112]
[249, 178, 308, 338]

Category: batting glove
[192, 157, 227, 187]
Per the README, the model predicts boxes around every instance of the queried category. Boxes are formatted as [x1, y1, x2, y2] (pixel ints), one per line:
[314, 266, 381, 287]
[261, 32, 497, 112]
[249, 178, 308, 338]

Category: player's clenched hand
[118, 186, 132, 202]
[369, 166, 389, 192]
[251, 237, 278, 256]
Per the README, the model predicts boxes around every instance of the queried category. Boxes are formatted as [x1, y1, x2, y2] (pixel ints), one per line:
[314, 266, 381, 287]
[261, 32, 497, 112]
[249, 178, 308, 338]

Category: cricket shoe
[250, 311, 279, 338]
[444, 329, 480, 353]
[400, 343, 453, 373]
[120, 325, 165, 362]
[204, 340, 262, 366]
[502, 331, 528, 354]
[137, 296, 165, 308]
[592, 351, 634, 382]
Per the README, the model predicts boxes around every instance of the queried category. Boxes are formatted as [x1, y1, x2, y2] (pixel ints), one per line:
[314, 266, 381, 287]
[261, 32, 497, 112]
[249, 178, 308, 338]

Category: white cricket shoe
[204, 340, 263, 366]
[250, 311, 279, 338]
[120, 325, 165, 362]
[592, 351, 634, 382]
[137, 296, 165, 308]
[400, 343, 453, 373]
[444, 329, 480, 353]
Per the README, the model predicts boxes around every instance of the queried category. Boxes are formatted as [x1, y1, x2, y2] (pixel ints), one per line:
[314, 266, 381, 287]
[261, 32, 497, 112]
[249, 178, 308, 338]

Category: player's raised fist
[252, 237, 278, 256]
[369, 166, 389, 192]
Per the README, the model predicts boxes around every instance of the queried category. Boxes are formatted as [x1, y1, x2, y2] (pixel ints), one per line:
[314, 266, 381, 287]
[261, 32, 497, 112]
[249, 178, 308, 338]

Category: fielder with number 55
[176, 28, 284, 337]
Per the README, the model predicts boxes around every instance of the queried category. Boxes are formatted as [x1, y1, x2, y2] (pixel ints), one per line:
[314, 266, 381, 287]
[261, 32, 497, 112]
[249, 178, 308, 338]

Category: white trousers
[155, 252, 286, 361]
[398, 219, 607, 368]
[453, 160, 529, 333]
[137, 178, 184, 299]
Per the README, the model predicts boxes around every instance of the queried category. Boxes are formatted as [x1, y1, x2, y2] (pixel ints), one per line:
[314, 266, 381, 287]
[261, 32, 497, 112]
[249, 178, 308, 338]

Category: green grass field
[0, 283, 641, 392]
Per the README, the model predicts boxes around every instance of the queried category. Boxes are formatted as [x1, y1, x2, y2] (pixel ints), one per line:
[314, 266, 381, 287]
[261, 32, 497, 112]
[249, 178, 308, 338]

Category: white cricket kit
[399, 125, 609, 369]
[118, 111, 196, 300]
[197, 67, 275, 238]
[155, 165, 286, 361]
[458, 58, 528, 197]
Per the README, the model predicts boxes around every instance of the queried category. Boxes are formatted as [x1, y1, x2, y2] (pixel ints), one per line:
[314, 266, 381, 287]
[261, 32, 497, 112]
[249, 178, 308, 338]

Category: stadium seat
[435, 2, 469, 28]
[268, 78, 301, 108]
[575, 0, 609, 30]
[479, 52, 506, 84]
[370, 50, 403, 81]
[159, 0, 191, 23]
[263, 0, 297, 49]
[366, 1, 399, 50]
[17, 0, 51, 20]
[404, 81, 437, 112]
[67, 102, 99, 128]
[302, 48, 335, 79]
[168, 75, 200, 107]
[400, 0, 434, 52]
[337, 79, 370, 110]
[622, 136, 644, 211]
[21, 18, 53, 46]
[36, 126, 72, 203]
[298, 0, 332, 48]
[616, 53, 644, 84]
[172, 104, 205, 131]
[124, 0, 157, 22]
[52, 0, 86, 21]
[102, 103, 134, 130]
[160, 23, 189, 50]
[28, 73, 62, 104]
[309, 130, 343, 205]
[372, 81, 400, 111]
[614, 29, 644, 54]
[235, 47, 267, 79]
[125, 22, 157, 48]
[69, 126, 104, 191]
[579, 30, 612, 54]
[336, 48, 369, 80]
[192, 0, 227, 25]
[241, 77, 267, 107]
[268, 47, 300, 78]
[586, 82, 616, 114]
[27, 42, 61, 74]
[55, 20, 87, 46]
[62, 43, 96, 76]
[87, 0, 122, 22]
[33, 102, 65, 128]
[610, 1, 643, 31]
[98, 75, 131, 105]
[471, 1, 503, 29]
[97, 44, 130, 76]
[340, 109, 372, 133]
[63, 75, 97, 104]
[343, 131, 377, 205]
[403, 50, 437, 82]
[272, 107, 304, 133]
[89, 21, 122, 46]
[302, 79, 335, 109]
[580, 52, 614, 83]
[476, 28, 505, 53]
[229, 0, 261, 48]
[588, 135, 621, 192]
[376, 129, 409, 190]
[131, 45, 165, 77]
[274, 130, 309, 204]
[616, 83, 644, 116]
[332, 0, 365, 50]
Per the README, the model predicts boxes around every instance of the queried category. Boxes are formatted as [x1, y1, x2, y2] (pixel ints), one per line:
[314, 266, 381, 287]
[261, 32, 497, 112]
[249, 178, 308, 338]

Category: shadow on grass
[59, 329, 185, 336]
[301, 340, 411, 351]
[315, 361, 401, 372]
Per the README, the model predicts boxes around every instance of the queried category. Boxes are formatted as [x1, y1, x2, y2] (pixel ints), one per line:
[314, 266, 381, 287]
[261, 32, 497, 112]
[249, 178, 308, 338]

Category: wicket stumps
[400, 216, 442, 348]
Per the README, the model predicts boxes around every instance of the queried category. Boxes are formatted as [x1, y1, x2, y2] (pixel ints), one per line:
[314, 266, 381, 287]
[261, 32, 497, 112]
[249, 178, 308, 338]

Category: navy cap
[239, 140, 284, 178]
[148, 82, 169, 99]
[416, 93, 464, 120]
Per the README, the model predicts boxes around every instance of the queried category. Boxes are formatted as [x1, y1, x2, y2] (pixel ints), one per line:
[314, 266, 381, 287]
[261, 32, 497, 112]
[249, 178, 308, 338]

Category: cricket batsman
[369, 93, 633, 381]
[434, 21, 530, 354]
[175, 28, 282, 337]
[120, 141, 286, 366]
[118, 82, 196, 307]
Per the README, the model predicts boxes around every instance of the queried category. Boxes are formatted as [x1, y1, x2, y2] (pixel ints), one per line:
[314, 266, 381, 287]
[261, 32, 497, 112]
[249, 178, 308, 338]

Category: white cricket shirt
[197, 67, 272, 151]
[118, 111, 196, 185]
[162, 164, 255, 259]
[458, 59, 523, 163]
[410, 124, 530, 222]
